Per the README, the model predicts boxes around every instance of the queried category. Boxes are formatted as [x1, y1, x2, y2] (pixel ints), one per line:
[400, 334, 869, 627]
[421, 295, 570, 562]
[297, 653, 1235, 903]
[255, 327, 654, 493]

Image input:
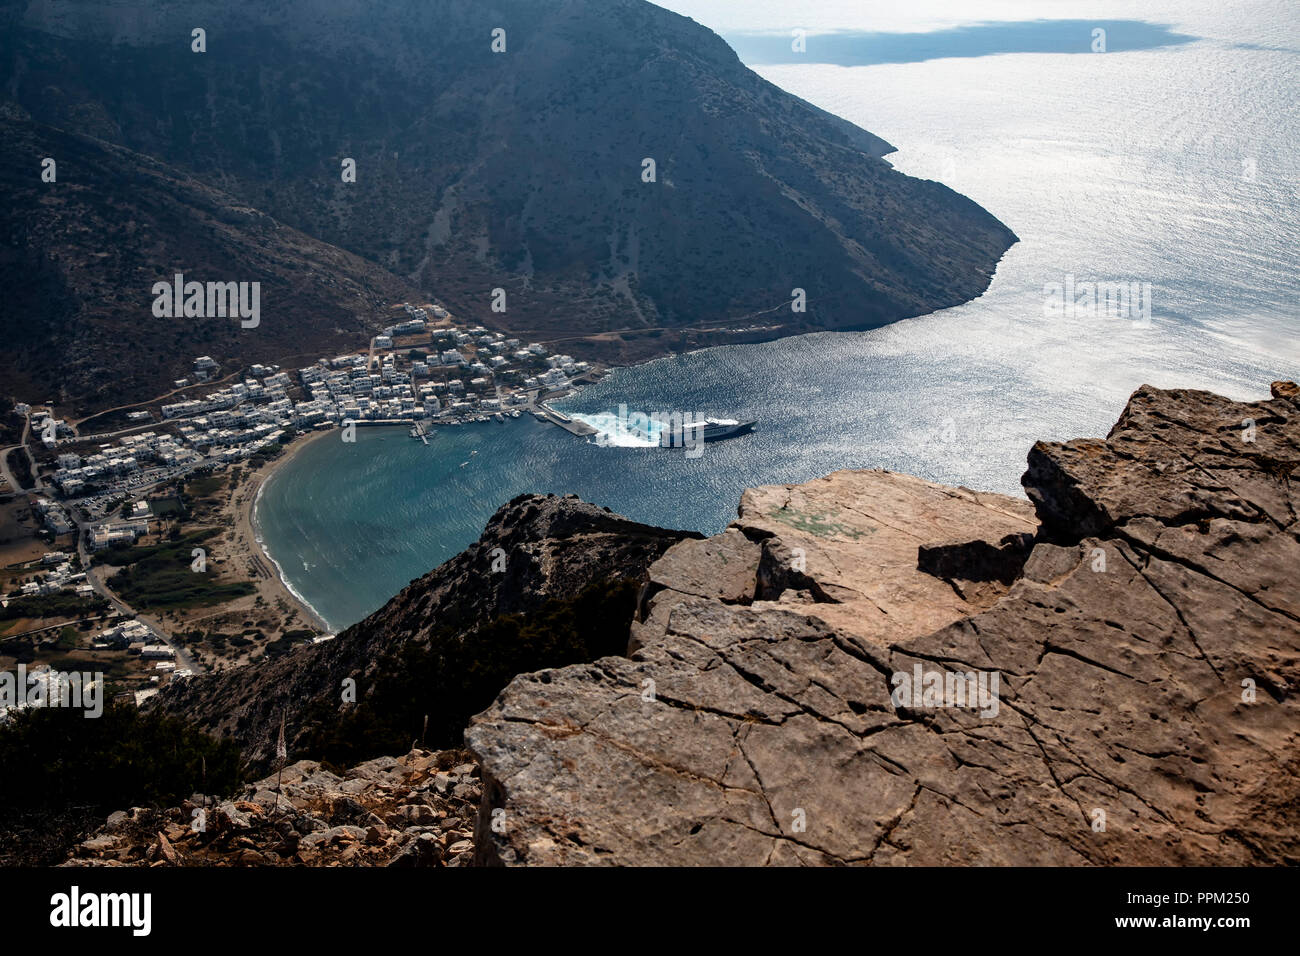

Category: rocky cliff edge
[467, 382, 1300, 865]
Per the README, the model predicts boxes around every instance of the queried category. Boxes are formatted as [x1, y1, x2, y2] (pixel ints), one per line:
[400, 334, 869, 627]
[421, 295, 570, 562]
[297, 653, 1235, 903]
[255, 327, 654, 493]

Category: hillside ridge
[2, 0, 1017, 383]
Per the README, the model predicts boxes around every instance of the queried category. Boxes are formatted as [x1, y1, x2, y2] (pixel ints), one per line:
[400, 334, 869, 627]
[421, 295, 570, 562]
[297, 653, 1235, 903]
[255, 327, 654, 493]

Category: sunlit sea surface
[257, 0, 1300, 629]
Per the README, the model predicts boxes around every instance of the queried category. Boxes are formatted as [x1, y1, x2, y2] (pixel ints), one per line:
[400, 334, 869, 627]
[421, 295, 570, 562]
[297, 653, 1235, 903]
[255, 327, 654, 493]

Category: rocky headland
[468, 380, 1300, 865]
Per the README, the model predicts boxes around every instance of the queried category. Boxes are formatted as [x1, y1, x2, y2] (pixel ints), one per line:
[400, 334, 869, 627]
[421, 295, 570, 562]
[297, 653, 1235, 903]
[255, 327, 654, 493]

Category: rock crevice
[468, 383, 1300, 866]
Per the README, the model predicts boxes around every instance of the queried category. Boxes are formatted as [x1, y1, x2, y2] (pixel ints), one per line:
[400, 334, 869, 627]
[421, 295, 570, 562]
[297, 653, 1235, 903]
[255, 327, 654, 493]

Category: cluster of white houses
[30, 409, 75, 449]
[94, 620, 190, 697]
[42, 307, 593, 509]
[156, 318, 592, 433]
[14, 550, 92, 598]
[28, 496, 152, 554]
[161, 369, 294, 420]
[32, 496, 74, 535]
[49, 431, 202, 497]
[95, 621, 180, 668]
[94, 619, 152, 650]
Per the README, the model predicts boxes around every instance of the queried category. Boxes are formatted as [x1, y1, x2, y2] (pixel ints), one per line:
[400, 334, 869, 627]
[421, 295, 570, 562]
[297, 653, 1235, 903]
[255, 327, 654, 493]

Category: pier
[536, 402, 597, 437]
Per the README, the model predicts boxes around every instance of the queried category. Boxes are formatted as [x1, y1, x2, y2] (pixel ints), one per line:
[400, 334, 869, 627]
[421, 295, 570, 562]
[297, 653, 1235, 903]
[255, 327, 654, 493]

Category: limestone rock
[214, 802, 252, 832]
[633, 469, 1037, 653]
[469, 383, 1300, 866]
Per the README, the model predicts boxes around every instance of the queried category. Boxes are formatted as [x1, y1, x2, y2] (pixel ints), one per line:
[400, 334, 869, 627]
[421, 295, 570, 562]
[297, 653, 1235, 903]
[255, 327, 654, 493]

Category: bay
[257, 0, 1300, 630]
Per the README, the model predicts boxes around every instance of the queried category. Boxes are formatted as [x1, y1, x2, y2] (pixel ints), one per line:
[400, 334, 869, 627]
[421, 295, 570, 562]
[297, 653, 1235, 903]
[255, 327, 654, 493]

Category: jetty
[536, 402, 597, 437]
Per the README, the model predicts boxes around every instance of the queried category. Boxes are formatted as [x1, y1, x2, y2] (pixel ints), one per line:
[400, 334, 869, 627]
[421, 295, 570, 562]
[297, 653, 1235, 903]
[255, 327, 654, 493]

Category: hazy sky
[652, 1, 1172, 33]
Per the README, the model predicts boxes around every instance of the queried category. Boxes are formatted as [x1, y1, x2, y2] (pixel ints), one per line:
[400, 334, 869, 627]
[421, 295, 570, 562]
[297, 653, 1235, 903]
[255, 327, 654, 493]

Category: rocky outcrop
[65, 749, 480, 867]
[468, 382, 1300, 865]
[631, 470, 1038, 653]
[151, 494, 699, 769]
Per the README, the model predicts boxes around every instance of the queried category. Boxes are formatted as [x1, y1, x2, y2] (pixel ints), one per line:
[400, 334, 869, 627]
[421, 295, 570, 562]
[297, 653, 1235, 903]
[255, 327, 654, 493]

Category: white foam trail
[569, 412, 664, 447]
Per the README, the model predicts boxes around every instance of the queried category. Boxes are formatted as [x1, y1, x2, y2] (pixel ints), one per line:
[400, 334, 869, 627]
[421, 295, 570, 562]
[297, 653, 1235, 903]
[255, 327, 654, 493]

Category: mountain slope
[1, 0, 1017, 362]
[134, 381, 1300, 865]
[0, 113, 418, 413]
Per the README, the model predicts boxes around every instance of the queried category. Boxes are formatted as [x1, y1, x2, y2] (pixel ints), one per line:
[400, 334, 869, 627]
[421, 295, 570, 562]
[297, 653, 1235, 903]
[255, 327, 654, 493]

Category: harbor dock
[536, 402, 597, 437]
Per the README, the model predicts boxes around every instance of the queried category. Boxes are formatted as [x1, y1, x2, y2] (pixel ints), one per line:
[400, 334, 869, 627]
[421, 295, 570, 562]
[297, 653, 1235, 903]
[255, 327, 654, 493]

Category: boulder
[632, 469, 1038, 653]
[214, 802, 252, 831]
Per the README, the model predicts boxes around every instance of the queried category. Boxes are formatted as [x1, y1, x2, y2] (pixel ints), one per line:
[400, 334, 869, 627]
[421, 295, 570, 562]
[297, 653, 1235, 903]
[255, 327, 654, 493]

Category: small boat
[493, 413, 505, 423]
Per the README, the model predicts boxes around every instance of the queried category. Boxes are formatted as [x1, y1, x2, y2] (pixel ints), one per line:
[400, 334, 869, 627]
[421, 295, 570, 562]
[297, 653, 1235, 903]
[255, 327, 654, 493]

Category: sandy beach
[223, 428, 335, 635]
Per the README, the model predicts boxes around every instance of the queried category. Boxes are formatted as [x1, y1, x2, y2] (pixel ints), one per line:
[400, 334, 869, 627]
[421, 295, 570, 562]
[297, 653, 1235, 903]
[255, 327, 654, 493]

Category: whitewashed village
[0, 302, 602, 716]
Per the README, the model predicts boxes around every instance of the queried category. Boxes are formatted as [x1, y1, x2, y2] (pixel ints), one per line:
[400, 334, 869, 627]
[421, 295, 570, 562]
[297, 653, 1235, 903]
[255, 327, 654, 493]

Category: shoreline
[230, 428, 336, 635]
[239, 402, 609, 637]
[231, 367, 626, 636]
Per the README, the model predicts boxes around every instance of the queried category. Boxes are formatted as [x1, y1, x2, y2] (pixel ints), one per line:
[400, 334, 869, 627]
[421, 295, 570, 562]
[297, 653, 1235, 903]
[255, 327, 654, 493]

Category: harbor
[409, 372, 605, 441]
[399, 364, 754, 447]
[407, 399, 596, 440]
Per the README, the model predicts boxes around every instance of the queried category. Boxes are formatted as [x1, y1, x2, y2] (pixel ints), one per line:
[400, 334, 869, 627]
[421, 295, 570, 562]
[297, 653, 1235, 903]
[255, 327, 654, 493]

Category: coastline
[229, 428, 336, 635]
[240, 397, 609, 637]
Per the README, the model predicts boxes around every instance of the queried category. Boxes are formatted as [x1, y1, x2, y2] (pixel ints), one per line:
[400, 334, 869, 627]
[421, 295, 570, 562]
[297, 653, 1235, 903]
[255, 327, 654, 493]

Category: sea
[255, 0, 1300, 631]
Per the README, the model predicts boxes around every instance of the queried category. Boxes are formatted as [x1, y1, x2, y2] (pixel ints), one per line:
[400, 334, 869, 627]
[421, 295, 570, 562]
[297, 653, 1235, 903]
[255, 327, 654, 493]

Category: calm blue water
[258, 0, 1300, 630]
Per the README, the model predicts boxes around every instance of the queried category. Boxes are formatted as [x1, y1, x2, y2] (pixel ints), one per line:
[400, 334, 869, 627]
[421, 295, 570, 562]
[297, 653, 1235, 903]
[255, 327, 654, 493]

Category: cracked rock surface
[468, 382, 1300, 865]
[631, 470, 1038, 653]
